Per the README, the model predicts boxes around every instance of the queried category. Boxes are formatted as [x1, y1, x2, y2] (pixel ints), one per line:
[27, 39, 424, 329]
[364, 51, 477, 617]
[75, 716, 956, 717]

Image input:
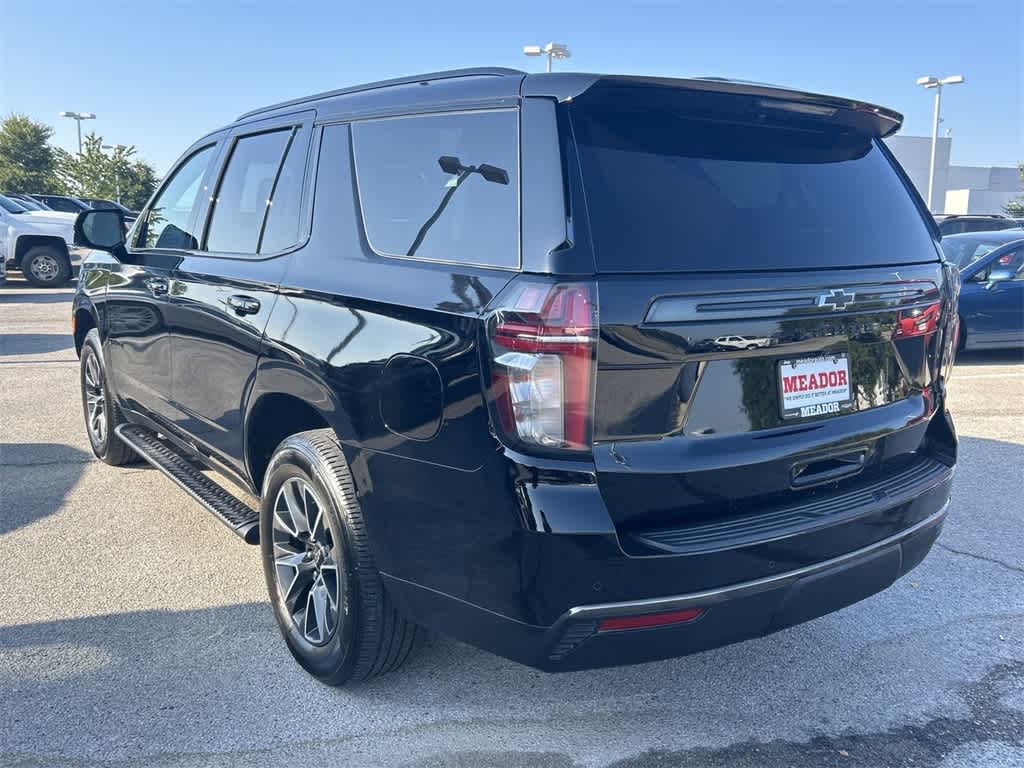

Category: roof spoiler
[522, 73, 903, 138]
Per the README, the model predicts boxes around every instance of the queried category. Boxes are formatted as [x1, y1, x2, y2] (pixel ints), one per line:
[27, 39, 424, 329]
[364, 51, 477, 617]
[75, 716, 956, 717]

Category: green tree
[0, 113, 65, 192]
[118, 157, 158, 210]
[58, 133, 158, 210]
[1004, 162, 1024, 217]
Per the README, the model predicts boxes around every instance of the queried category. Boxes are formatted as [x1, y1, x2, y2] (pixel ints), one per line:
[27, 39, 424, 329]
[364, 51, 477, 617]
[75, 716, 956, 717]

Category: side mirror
[74, 209, 126, 257]
[985, 269, 1015, 287]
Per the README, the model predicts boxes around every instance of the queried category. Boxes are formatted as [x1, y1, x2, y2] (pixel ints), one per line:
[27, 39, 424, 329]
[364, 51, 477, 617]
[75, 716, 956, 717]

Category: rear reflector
[597, 607, 705, 632]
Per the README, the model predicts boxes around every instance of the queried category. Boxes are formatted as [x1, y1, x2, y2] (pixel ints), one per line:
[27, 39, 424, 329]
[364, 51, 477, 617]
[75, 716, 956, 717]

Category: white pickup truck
[0, 194, 90, 287]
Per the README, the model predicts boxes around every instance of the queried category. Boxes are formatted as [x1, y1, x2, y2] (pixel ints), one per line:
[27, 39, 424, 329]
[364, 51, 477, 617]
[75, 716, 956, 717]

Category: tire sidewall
[260, 441, 360, 682]
[23, 247, 70, 287]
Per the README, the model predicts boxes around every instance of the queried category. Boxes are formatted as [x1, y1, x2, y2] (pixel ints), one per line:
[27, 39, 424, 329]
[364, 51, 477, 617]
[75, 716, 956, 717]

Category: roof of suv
[234, 68, 903, 137]
[941, 215, 1013, 221]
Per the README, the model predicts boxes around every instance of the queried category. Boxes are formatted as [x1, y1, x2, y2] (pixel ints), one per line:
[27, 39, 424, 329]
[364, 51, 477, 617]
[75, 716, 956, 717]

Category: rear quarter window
[351, 109, 520, 269]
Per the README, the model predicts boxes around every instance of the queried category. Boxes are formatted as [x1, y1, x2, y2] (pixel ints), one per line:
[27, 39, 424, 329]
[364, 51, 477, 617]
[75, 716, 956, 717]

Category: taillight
[894, 302, 941, 339]
[485, 279, 598, 452]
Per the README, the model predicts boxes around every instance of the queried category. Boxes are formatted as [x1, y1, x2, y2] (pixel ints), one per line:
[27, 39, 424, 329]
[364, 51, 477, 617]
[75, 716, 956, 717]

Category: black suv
[30, 194, 92, 214]
[937, 214, 1022, 236]
[72, 68, 959, 685]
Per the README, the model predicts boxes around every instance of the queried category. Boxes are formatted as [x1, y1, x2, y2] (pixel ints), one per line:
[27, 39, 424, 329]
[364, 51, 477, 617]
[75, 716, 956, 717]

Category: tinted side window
[351, 110, 519, 268]
[139, 145, 217, 249]
[46, 197, 79, 213]
[259, 126, 310, 254]
[206, 130, 292, 254]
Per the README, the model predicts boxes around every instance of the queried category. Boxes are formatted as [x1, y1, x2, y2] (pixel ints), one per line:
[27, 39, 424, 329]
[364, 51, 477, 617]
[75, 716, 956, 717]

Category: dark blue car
[942, 230, 1024, 351]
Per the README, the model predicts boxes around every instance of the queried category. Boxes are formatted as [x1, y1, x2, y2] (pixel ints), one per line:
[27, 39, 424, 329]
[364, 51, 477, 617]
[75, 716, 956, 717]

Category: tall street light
[523, 42, 571, 72]
[102, 144, 128, 203]
[59, 111, 96, 154]
[916, 75, 965, 213]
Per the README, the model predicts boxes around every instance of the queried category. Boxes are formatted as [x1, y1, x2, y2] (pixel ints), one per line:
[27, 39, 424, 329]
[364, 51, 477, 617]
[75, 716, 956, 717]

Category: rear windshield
[570, 90, 938, 272]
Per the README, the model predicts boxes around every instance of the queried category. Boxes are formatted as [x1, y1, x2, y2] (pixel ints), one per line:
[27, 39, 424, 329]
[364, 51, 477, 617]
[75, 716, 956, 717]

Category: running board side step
[115, 424, 260, 544]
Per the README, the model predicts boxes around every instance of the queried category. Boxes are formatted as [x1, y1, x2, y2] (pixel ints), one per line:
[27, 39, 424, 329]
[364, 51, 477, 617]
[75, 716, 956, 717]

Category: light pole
[102, 144, 127, 203]
[523, 42, 571, 72]
[59, 111, 96, 154]
[916, 75, 964, 213]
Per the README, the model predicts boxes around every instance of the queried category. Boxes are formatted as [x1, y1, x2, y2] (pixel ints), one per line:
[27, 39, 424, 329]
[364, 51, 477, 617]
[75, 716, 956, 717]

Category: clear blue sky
[1, 0, 1020, 175]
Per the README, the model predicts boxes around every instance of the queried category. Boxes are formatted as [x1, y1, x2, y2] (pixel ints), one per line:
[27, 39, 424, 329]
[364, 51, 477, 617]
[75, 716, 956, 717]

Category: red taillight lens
[597, 608, 705, 632]
[894, 302, 941, 339]
[487, 280, 597, 451]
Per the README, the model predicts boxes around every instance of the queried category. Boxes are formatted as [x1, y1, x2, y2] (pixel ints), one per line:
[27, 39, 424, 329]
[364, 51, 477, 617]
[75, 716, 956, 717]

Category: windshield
[0, 194, 28, 213]
[941, 234, 1024, 269]
[570, 89, 938, 272]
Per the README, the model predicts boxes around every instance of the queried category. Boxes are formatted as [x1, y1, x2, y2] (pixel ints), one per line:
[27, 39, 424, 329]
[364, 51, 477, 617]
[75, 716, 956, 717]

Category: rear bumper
[384, 499, 948, 671]
[542, 502, 946, 670]
[381, 407, 954, 671]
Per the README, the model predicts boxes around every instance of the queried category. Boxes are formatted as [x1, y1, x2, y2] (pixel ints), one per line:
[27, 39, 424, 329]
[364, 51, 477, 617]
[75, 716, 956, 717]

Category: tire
[80, 329, 137, 466]
[260, 429, 419, 685]
[22, 245, 71, 287]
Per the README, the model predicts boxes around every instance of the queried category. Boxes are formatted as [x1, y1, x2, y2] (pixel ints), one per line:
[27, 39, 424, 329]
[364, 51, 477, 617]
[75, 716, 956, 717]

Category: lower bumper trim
[565, 501, 949, 622]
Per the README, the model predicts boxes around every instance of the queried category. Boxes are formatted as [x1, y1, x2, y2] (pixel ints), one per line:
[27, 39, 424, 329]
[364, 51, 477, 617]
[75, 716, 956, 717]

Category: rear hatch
[565, 79, 955, 546]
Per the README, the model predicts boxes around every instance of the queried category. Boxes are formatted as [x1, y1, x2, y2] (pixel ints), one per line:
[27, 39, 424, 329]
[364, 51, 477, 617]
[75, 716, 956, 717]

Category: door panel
[165, 115, 313, 473]
[987, 279, 1024, 345]
[107, 139, 224, 422]
[960, 247, 1024, 348]
[167, 256, 286, 470]
[103, 254, 179, 422]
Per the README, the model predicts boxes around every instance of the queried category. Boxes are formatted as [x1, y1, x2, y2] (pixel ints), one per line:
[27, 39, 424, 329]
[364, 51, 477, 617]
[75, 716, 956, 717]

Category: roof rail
[236, 67, 526, 121]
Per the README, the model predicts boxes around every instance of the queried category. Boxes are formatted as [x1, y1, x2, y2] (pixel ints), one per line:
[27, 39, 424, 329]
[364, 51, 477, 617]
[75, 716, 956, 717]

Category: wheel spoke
[306, 489, 325, 543]
[284, 480, 311, 535]
[306, 576, 331, 643]
[320, 564, 339, 610]
[273, 538, 303, 556]
[274, 550, 308, 569]
[272, 493, 298, 538]
[280, 564, 314, 613]
[85, 357, 100, 390]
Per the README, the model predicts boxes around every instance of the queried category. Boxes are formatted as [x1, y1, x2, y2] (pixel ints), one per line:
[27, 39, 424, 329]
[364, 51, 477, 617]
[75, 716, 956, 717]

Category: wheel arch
[73, 301, 99, 357]
[14, 234, 70, 265]
[244, 360, 359, 495]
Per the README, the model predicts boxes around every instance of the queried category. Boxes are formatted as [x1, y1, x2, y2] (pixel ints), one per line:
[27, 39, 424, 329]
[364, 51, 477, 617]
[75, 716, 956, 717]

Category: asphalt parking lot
[1, 276, 1021, 768]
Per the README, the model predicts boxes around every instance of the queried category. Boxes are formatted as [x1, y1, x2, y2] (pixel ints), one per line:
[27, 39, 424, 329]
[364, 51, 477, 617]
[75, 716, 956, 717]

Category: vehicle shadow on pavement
[0, 285, 74, 304]
[0, 443, 90, 535]
[955, 348, 1024, 366]
[0, 601, 1020, 768]
[0, 333, 74, 357]
[0, 438, 1020, 767]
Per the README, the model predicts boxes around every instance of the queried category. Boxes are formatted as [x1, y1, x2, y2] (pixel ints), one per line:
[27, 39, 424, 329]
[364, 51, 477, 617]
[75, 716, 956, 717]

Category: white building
[885, 135, 1021, 215]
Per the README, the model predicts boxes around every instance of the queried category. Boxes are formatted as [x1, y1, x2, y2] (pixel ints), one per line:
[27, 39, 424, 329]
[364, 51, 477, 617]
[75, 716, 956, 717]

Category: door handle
[145, 277, 169, 296]
[227, 294, 261, 316]
[790, 447, 868, 489]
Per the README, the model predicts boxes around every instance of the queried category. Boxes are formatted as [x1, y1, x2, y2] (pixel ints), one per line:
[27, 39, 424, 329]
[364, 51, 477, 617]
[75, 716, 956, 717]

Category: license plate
[778, 354, 853, 419]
